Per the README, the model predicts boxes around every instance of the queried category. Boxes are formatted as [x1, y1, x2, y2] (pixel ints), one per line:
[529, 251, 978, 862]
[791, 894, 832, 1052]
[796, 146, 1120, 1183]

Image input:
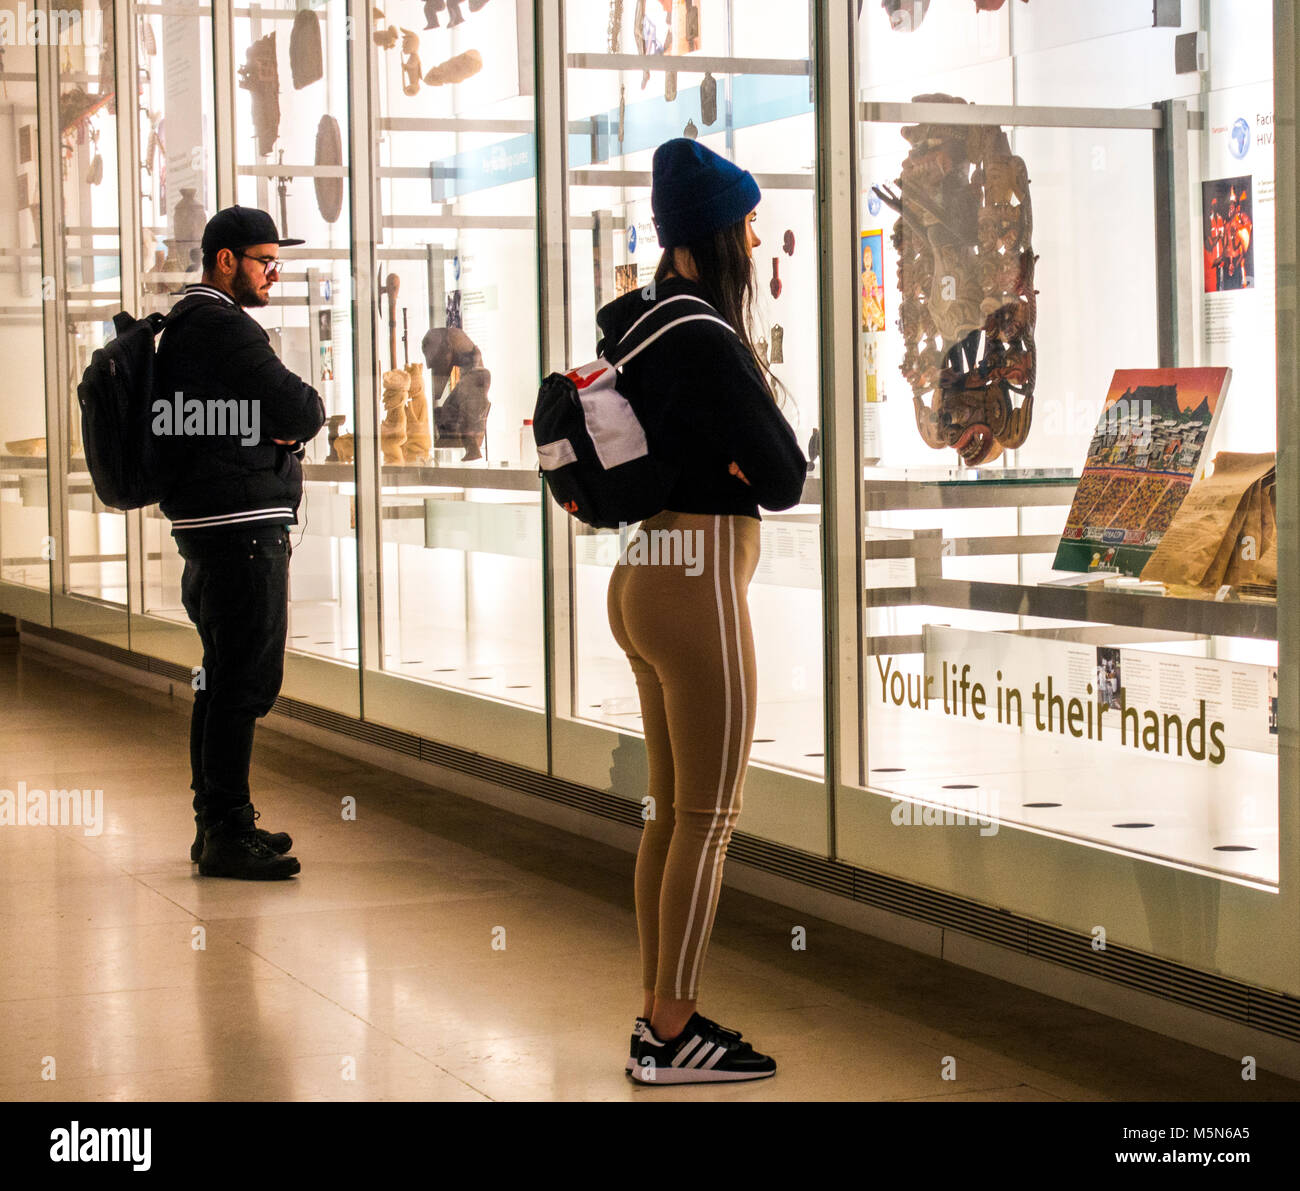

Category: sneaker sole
[191, 837, 294, 863]
[626, 1065, 775, 1085]
[197, 860, 301, 880]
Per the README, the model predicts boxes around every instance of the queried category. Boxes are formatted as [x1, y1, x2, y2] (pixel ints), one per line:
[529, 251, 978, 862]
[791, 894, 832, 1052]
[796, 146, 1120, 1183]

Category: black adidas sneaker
[628, 1013, 776, 1085]
[626, 1017, 649, 1073]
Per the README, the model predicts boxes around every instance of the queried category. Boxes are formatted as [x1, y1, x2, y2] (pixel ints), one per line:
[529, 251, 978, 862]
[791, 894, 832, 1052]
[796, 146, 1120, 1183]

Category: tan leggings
[607, 511, 761, 1001]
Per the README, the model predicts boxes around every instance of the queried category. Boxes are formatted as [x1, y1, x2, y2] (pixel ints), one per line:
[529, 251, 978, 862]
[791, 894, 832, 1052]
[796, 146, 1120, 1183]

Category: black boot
[198, 805, 301, 880]
[191, 810, 293, 863]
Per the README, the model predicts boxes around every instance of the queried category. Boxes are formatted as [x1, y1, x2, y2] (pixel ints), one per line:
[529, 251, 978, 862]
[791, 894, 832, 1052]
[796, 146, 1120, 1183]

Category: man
[155, 206, 325, 879]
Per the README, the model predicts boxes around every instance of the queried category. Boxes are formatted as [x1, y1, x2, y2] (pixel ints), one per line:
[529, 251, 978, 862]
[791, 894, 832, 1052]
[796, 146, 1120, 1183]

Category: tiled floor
[1, 647, 1297, 1102]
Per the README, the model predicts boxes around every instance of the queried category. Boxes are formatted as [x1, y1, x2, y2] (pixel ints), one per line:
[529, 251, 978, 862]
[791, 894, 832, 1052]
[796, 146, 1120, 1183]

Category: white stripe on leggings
[688, 514, 746, 999]
[674, 515, 732, 999]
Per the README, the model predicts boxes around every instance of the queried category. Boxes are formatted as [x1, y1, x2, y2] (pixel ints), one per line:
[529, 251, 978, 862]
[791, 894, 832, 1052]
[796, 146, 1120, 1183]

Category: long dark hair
[654, 217, 784, 404]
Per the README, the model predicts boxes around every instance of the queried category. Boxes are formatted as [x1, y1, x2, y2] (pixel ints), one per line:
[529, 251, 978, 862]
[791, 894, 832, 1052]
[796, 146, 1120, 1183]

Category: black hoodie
[596, 277, 808, 519]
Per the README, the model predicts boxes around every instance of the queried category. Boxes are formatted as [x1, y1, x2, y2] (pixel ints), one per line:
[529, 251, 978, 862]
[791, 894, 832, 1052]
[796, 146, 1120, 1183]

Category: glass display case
[136, 0, 218, 645]
[358, 0, 548, 765]
[0, 2, 50, 616]
[230, 1, 359, 706]
[551, 0, 828, 851]
[838, 0, 1292, 992]
[1, 0, 1296, 1001]
[54, 0, 130, 633]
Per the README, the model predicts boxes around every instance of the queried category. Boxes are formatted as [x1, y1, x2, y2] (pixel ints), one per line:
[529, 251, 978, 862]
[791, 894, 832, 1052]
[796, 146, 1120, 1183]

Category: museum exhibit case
[0, 2, 50, 619]
[359, 0, 549, 764]
[836, 0, 1296, 993]
[1, 0, 1297, 1007]
[551, 0, 828, 850]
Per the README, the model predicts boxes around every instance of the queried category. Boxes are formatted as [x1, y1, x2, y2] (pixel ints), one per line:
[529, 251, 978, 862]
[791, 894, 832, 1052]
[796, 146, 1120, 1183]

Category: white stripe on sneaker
[685, 1043, 715, 1070]
[702, 1045, 727, 1070]
[672, 1035, 705, 1068]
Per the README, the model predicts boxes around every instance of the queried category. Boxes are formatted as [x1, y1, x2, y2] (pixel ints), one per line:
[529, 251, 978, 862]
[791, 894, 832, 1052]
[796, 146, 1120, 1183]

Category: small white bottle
[520, 418, 538, 470]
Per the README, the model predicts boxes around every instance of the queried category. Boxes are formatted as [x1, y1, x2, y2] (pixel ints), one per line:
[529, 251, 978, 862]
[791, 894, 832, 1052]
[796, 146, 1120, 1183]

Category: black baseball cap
[201, 205, 305, 258]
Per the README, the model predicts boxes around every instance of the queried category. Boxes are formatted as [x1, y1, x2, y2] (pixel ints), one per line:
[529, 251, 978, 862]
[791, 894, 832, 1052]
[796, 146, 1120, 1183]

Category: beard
[232, 268, 270, 308]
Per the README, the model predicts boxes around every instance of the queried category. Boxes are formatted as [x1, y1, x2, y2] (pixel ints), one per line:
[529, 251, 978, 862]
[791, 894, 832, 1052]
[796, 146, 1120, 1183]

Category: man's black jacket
[155, 284, 325, 534]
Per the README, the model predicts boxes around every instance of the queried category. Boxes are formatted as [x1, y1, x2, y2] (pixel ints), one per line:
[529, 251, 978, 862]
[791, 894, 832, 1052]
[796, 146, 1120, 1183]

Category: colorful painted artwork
[860, 229, 885, 333]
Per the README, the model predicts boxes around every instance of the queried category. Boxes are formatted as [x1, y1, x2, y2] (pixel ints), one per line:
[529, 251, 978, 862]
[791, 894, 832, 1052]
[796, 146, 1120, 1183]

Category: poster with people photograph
[1202, 176, 1255, 292]
[1096, 647, 1121, 711]
[1053, 367, 1232, 576]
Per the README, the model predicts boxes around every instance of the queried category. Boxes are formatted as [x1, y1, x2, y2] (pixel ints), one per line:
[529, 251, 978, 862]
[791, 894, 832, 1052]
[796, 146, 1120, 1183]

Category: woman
[602, 139, 808, 1084]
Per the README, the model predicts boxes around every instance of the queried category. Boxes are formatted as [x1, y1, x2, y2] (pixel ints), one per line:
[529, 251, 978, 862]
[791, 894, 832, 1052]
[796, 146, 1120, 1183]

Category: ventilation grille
[18, 620, 1300, 1046]
[152, 659, 191, 683]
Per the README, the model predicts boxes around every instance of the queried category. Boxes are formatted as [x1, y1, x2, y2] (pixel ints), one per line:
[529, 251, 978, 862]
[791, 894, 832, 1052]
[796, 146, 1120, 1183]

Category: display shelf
[381, 214, 538, 230]
[859, 100, 1205, 132]
[868, 576, 1276, 641]
[380, 117, 536, 134]
[567, 53, 809, 77]
[0, 456, 52, 470]
[569, 168, 814, 190]
[236, 164, 349, 179]
[232, 5, 304, 18]
[136, 3, 214, 13]
[862, 475, 1076, 510]
[305, 461, 543, 493]
[309, 468, 820, 502]
[865, 533, 1062, 558]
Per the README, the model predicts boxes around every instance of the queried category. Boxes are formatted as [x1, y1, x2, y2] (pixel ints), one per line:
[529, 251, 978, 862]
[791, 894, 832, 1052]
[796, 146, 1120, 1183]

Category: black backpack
[533, 293, 733, 529]
[76, 304, 201, 511]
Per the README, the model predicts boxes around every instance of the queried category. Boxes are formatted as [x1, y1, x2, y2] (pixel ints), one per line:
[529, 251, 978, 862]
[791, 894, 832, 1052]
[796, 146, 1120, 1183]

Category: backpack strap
[163, 291, 227, 326]
[606, 294, 736, 370]
[154, 291, 228, 351]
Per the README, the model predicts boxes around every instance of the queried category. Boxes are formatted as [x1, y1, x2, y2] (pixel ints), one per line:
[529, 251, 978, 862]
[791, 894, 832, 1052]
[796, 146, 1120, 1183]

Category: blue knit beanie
[651, 139, 761, 249]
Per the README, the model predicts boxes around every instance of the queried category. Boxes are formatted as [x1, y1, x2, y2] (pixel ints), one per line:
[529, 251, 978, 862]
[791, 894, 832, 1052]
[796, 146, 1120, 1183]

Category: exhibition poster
[1053, 367, 1232, 576]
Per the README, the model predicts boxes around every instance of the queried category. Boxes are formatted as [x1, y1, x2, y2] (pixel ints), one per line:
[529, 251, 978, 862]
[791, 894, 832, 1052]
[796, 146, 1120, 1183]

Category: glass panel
[231, 0, 357, 667]
[0, 2, 49, 590]
[560, 0, 826, 780]
[852, 0, 1279, 885]
[59, 0, 126, 605]
[137, 0, 219, 627]
[370, 0, 545, 709]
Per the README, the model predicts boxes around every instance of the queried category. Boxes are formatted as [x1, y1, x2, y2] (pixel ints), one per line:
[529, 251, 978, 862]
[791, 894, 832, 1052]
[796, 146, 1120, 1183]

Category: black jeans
[178, 526, 291, 827]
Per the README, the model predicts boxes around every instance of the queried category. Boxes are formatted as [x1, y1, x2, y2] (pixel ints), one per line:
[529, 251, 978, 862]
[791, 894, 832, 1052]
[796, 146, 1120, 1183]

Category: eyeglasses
[236, 252, 282, 279]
